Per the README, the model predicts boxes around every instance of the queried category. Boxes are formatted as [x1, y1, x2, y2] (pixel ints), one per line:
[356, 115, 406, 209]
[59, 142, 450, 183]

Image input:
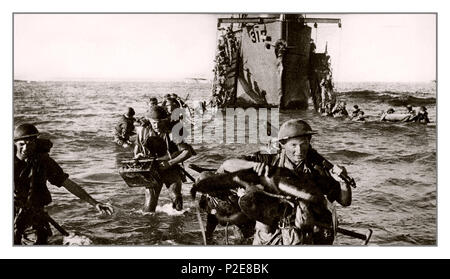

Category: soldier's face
[15, 138, 37, 161]
[282, 137, 310, 165]
[166, 102, 179, 114]
[166, 104, 174, 113]
[149, 118, 167, 134]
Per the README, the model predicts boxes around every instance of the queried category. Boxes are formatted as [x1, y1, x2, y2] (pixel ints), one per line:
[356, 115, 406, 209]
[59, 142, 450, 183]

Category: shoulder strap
[136, 126, 151, 156]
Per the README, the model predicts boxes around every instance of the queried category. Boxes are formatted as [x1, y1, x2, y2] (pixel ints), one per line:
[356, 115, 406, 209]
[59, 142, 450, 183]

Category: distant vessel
[209, 14, 341, 110]
[14, 79, 32, 84]
[184, 78, 210, 84]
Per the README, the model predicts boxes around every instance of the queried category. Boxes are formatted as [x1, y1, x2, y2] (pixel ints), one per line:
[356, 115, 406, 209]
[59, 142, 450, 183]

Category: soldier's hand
[330, 165, 350, 184]
[95, 203, 114, 215]
[159, 160, 172, 170]
[252, 162, 270, 177]
[331, 165, 347, 177]
[236, 187, 246, 197]
[134, 153, 145, 159]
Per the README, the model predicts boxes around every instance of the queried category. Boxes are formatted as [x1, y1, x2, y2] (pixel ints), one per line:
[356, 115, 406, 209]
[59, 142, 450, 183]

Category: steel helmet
[126, 107, 135, 118]
[277, 119, 316, 141]
[14, 123, 40, 141]
[165, 97, 180, 108]
[148, 97, 158, 105]
[146, 105, 169, 120]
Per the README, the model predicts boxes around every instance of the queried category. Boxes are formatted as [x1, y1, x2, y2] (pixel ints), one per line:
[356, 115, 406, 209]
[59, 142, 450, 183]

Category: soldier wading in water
[134, 106, 195, 212]
[13, 123, 114, 245]
[218, 119, 352, 245]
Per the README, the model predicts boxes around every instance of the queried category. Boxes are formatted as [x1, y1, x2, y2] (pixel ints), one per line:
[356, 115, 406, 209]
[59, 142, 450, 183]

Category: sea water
[13, 80, 436, 245]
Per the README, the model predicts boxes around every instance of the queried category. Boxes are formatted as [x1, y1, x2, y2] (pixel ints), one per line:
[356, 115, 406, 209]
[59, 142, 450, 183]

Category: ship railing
[217, 16, 341, 28]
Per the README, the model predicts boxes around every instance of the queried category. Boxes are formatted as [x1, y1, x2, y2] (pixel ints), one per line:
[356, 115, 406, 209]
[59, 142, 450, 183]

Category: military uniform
[14, 138, 68, 245]
[240, 149, 340, 245]
[114, 114, 135, 145]
[135, 116, 195, 211]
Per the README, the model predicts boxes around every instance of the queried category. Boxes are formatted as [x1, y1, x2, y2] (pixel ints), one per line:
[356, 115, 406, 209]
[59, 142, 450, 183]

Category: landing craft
[185, 77, 210, 84]
[209, 13, 341, 110]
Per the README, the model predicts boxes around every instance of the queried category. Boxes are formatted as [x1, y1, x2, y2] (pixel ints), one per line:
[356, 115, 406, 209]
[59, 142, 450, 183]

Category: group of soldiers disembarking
[308, 40, 430, 124]
[380, 104, 430, 123]
[309, 74, 429, 124]
[210, 27, 239, 108]
[15, 76, 430, 245]
[111, 94, 356, 245]
[14, 88, 359, 245]
[309, 71, 366, 121]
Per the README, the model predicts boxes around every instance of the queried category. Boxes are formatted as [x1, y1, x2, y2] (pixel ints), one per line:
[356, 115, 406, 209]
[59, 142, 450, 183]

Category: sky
[13, 13, 436, 82]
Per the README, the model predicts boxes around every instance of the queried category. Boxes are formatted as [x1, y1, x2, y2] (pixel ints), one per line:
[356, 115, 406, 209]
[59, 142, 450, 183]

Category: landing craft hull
[235, 21, 284, 107]
[212, 14, 339, 110]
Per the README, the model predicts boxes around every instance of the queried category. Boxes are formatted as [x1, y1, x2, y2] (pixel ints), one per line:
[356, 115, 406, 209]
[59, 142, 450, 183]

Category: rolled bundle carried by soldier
[191, 167, 324, 204]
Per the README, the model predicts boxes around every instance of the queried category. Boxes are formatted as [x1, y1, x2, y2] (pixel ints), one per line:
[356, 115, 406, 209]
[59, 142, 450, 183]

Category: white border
[2, 0, 446, 259]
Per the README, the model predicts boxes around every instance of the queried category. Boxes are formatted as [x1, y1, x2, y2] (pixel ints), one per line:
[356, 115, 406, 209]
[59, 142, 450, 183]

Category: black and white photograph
[11, 12, 436, 248]
[5, 0, 446, 262]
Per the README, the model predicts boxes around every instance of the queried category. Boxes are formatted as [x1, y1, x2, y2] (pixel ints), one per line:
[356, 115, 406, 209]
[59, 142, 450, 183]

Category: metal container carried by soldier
[119, 158, 161, 188]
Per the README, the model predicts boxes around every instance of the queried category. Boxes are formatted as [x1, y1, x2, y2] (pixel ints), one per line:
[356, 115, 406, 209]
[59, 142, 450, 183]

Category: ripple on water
[14, 81, 436, 245]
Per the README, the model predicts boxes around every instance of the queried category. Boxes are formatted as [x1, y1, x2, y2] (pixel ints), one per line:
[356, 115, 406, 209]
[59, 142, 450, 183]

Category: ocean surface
[13, 80, 436, 246]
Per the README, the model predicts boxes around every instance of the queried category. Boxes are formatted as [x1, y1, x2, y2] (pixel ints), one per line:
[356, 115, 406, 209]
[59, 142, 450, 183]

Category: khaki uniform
[14, 139, 69, 245]
[135, 124, 195, 211]
[240, 149, 340, 245]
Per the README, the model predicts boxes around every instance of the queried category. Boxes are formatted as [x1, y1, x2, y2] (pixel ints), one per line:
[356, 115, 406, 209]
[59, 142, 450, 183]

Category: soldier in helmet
[351, 105, 361, 118]
[217, 119, 352, 245]
[113, 107, 136, 147]
[405, 104, 417, 122]
[413, 106, 430, 124]
[134, 106, 195, 212]
[405, 104, 416, 116]
[148, 97, 158, 108]
[13, 123, 114, 245]
[164, 97, 180, 115]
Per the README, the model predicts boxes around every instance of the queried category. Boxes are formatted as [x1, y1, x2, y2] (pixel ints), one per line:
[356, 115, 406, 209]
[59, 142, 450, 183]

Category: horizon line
[13, 78, 436, 84]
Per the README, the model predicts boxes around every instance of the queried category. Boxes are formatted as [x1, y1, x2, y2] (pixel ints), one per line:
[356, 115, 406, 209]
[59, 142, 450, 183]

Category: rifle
[321, 159, 357, 188]
[43, 212, 70, 236]
[188, 163, 217, 173]
[314, 221, 373, 245]
[121, 158, 161, 164]
[188, 164, 371, 244]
